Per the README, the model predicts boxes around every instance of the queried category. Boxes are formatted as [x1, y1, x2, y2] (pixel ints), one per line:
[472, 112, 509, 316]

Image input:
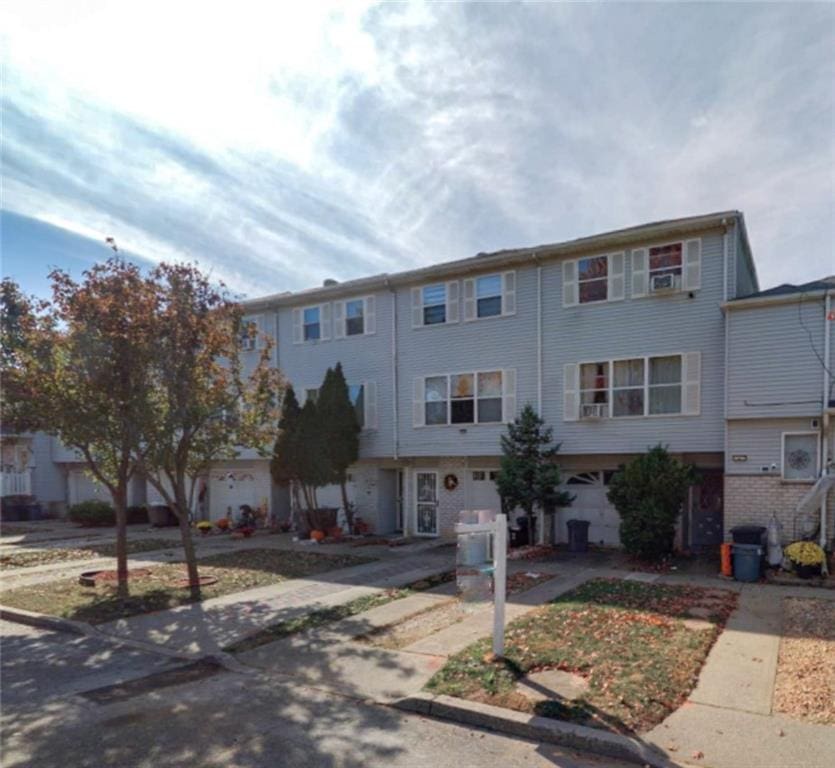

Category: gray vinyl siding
[733, 224, 757, 298]
[726, 417, 819, 474]
[274, 291, 395, 459]
[542, 229, 726, 454]
[396, 267, 537, 457]
[29, 433, 66, 504]
[727, 298, 826, 419]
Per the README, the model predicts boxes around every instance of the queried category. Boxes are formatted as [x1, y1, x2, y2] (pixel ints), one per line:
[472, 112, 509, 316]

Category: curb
[392, 693, 677, 768]
[0, 604, 92, 635]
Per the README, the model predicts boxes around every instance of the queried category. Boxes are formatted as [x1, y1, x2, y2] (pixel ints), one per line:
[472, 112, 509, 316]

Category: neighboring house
[724, 277, 835, 550]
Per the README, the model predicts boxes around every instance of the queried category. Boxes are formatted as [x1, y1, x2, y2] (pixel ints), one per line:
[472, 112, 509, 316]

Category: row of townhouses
[3, 211, 833, 553]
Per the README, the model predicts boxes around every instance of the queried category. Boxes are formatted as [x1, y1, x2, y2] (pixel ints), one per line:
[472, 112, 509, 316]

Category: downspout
[821, 289, 831, 563]
[534, 253, 543, 414]
[722, 225, 730, 496]
[386, 278, 399, 462]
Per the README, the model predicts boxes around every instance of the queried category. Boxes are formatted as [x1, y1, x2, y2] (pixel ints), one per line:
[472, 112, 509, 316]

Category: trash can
[732, 543, 763, 582]
[730, 525, 767, 546]
[567, 519, 590, 553]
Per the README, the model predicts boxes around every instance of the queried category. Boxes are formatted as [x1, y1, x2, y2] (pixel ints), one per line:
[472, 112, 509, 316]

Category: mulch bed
[773, 597, 835, 725]
[426, 577, 737, 735]
[0, 548, 374, 624]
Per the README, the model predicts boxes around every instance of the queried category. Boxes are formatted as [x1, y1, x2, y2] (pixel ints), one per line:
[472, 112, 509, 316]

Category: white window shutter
[608, 252, 625, 301]
[411, 287, 422, 328]
[562, 260, 578, 306]
[446, 281, 459, 323]
[502, 368, 517, 423]
[292, 308, 303, 344]
[563, 363, 580, 421]
[364, 381, 378, 429]
[502, 271, 516, 315]
[682, 351, 701, 415]
[255, 315, 267, 350]
[412, 377, 425, 427]
[320, 303, 331, 341]
[463, 278, 476, 321]
[364, 295, 376, 335]
[631, 248, 648, 298]
[684, 239, 702, 291]
[333, 301, 345, 339]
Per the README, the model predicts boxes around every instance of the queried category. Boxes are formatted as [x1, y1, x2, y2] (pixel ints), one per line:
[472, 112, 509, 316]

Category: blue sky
[1, 1, 833, 299]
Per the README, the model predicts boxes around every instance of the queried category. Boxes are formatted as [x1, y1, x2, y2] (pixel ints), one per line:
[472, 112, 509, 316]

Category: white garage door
[559, 471, 621, 546]
[469, 470, 501, 513]
[209, 468, 270, 522]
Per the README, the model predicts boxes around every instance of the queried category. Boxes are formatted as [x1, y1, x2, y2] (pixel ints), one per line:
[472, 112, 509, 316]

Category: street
[0, 620, 631, 768]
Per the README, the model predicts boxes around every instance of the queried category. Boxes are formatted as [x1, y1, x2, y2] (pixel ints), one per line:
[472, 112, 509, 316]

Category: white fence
[1, 471, 32, 496]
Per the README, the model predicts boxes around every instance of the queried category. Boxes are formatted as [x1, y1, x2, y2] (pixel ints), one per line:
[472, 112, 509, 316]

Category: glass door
[415, 471, 439, 536]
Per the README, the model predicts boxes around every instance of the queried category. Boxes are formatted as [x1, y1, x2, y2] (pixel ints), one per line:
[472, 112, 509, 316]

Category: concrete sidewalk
[95, 552, 455, 655]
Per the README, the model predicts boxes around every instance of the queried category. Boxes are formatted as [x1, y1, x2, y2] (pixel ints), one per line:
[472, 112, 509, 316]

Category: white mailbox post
[455, 512, 507, 657]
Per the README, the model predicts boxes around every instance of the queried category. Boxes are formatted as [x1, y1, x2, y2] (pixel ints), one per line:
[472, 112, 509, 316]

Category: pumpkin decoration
[215, 518, 230, 531]
[310, 529, 326, 542]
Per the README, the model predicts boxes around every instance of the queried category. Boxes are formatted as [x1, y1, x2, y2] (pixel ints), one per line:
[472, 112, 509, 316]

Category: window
[345, 299, 364, 336]
[476, 275, 502, 318]
[348, 383, 365, 427]
[782, 433, 819, 481]
[648, 355, 682, 414]
[303, 307, 320, 341]
[305, 388, 319, 404]
[423, 371, 503, 425]
[649, 243, 682, 281]
[422, 284, 446, 325]
[580, 362, 608, 418]
[239, 318, 258, 351]
[472, 470, 499, 481]
[577, 256, 608, 304]
[612, 359, 645, 417]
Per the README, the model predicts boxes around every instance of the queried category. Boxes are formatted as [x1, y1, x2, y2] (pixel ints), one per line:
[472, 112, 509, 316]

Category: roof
[729, 276, 835, 304]
[243, 210, 745, 310]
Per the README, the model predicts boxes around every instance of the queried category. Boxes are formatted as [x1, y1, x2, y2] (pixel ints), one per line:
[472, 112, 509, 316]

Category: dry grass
[773, 597, 835, 725]
[0, 539, 176, 570]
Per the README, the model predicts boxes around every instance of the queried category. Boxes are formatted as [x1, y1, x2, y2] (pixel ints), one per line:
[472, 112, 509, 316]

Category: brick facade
[724, 474, 835, 545]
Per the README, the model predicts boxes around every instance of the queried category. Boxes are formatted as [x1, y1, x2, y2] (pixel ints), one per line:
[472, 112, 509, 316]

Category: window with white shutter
[333, 301, 346, 339]
[446, 281, 459, 323]
[608, 252, 625, 301]
[319, 303, 331, 341]
[563, 260, 578, 306]
[682, 351, 701, 415]
[502, 271, 516, 315]
[364, 381, 378, 429]
[502, 368, 517, 422]
[563, 363, 580, 421]
[413, 377, 425, 427]
[683, 239, 701, 291]
[631, 248, 648, 298]
[364, 296, 376, 335]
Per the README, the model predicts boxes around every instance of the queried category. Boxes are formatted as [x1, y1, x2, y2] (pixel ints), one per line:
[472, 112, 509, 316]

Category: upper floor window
[348, 383, 365, 427]
[564, 352, 700, 420]
[239, 316, 259, 351]
[411, 281, 460, 327]
[305, 388, 319, 404]
[782, 433, 818, 481]
[414, 369, 516, 426]
[563, 254, 624, 306]
[292, 303, 331, 344]
[463, 272, 516, 320]
[334, 296, 376, 338]
[631, 239, 701, 297]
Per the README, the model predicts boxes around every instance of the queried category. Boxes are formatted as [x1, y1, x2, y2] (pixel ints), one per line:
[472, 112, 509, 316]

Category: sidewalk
[95, 551, 455, 655]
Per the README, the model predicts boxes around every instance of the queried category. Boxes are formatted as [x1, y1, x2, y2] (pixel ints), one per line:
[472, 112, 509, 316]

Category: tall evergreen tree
[318, 363, 360, 531]
[270, 386, 304, 520]
[494, 404, 573, 540]
[295, 397, 331, 511]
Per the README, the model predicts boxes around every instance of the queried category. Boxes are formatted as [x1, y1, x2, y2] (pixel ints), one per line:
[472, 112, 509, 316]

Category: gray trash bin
[567, 519, 590, 553]
[733, 543, 763, 582]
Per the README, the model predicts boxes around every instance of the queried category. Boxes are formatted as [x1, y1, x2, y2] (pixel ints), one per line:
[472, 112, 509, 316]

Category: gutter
[386, 277, 399, 461]
[822, 289, 832, 561]
[533, 252, 543, 414]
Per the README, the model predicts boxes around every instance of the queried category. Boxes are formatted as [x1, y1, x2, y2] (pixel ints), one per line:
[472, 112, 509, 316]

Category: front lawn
[0, 538, 177, 570]
[426, 578, 737, 734]
[0, 549, 374, 624]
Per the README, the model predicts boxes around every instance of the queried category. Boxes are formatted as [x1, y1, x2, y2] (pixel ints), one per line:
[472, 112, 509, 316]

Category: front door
[688, 470, 724, 554]
[415, 471, 439, 536]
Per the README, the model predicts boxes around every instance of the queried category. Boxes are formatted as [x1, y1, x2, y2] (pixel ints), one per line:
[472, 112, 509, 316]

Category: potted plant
[215, 517, 230, 532]
[310, 529, 325, 543]
[785, 541, 825, 579]
[196, 520, 213, 536]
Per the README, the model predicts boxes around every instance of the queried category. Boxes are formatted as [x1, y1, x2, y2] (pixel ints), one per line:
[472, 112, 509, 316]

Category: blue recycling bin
[732, 543, 763, 582]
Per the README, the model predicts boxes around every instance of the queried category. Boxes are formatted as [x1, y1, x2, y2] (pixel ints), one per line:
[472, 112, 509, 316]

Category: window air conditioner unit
[650, 273, 680, 293]
[581, 403, 607, 419]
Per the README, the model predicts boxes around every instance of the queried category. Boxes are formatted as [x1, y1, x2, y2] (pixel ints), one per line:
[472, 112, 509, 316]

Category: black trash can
[567, 519, 590, 553]
[730, 525, 767, 546]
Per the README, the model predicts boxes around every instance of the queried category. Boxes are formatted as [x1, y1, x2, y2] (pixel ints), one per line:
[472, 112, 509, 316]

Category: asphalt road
[1, 620, 633, 768]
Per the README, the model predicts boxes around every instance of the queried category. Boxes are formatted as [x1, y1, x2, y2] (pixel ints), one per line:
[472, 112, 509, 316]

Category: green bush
[68, 500, 116, 527]
[606, 445, 695, 562]
[126, 505, 149, 525]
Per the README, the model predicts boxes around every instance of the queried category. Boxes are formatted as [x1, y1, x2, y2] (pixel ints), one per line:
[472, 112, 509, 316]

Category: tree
[134, 263, 282, 597]
[317, 363, 360, 531]
[606, 444, 696, 562]
[494, 404, 573, 540]
[1, 263, 157, 596]
[270, 386, 304, 522]
[294, 397, 331, 511]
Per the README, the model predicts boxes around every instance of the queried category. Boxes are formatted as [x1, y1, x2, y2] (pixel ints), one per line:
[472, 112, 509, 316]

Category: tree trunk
[175, 493, 201, 601]
[340, 480, 353, 534]
[113, 484, 129, 598]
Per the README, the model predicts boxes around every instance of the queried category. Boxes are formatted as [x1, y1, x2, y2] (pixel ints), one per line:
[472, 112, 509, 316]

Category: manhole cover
[174, 575, 218, 588]
[79, 569, 152, 587]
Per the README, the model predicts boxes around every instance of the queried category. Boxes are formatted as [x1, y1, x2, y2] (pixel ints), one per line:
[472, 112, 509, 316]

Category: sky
[1, 1, 833, 300]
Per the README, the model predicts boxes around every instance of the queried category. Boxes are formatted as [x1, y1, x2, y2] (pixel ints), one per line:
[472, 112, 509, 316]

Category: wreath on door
[443, 473, 459, 491]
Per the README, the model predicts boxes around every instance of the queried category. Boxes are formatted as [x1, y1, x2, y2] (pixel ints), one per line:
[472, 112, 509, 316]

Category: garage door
[469, 470, 501, 513]
[209, 468, 270, 522]
[560, 471, 621, 546]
